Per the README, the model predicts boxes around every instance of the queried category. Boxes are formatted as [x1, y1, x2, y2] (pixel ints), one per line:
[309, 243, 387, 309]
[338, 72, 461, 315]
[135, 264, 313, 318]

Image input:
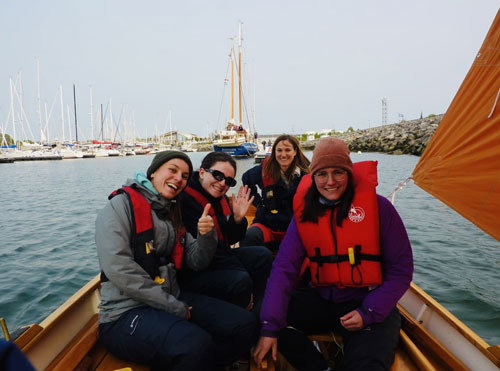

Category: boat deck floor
[34, 312, 416, 371]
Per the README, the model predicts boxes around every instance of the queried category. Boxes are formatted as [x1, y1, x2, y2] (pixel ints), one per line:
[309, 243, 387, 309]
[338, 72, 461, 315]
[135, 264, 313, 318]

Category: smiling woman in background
[240, 134, 310, 251]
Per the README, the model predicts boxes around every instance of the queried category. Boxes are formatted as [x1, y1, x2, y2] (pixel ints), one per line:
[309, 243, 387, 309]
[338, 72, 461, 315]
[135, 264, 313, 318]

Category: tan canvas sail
[413, 9, 500, 242]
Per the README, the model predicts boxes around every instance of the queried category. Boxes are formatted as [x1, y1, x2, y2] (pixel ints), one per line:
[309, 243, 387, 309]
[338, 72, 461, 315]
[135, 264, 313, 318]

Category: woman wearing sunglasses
[96, 151, 258, 370]
[240, 135, 310, 251]
[179, 152, 273, 313]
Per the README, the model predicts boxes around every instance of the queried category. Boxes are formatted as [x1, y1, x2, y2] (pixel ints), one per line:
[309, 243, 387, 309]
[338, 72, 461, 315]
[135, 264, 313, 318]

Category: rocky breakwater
[303, 114, 443, 156]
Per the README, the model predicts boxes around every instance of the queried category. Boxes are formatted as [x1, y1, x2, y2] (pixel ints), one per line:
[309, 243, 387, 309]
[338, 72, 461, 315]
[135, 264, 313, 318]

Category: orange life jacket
[293, 161, 382, 288]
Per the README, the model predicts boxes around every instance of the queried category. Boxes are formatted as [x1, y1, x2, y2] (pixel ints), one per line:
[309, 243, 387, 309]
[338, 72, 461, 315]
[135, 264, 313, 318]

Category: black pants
[178, 245, 272, 313]
[99, 291, 259, 370]
[239, 224, 284, 252]
[278, 288, 401, 371]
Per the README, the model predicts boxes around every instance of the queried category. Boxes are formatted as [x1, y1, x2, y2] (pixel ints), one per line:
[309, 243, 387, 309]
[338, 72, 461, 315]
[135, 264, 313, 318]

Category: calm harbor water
[1, 152, 499, 345]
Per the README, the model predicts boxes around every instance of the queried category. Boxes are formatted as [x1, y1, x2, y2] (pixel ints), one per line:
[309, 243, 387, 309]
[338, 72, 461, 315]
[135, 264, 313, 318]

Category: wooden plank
[21, 275, 101, 370]
[79, 341, 108, 371]
[488, 345, 500, 360]
[390, 346, 418, 371]
[95, 353, 150, 371]
[45, 313, 99, 371]
[14, 324, 43, 350]
[398, 304, 469, 370]
[408, 282, 498, 363]
[398, 329, 437, 371]
[39, 275, 101, 330]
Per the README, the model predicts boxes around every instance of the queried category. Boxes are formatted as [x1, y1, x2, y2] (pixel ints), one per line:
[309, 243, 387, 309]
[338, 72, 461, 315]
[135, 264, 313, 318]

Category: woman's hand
[253, 336, 277, 368]
[232, 185, 255, 223]
[198, 203, 214, 235]
[340, 309, 364, 331]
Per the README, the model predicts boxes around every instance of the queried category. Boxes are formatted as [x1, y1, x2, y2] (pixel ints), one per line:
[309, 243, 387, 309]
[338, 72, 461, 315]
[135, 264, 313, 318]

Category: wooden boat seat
[45, 312, 260, 371]
[249, 330, 419, 371]
[306, 330, 418, 371]
[39, 313, 149, 371]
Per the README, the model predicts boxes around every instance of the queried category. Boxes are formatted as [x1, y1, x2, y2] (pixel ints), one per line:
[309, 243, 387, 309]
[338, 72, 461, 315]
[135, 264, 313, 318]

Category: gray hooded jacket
[95, 179, 217, 323]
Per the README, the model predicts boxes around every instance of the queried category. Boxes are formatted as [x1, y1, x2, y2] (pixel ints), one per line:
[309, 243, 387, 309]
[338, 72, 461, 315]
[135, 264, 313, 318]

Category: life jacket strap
[309, 245, 381, 267]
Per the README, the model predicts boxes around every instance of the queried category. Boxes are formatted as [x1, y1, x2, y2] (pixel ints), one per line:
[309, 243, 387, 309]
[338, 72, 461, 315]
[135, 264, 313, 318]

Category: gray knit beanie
[147, 151, 193, 179]
[310, 138, 353, 175]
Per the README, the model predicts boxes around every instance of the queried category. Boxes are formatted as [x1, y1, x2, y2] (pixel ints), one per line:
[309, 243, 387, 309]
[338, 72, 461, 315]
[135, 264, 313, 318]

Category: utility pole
[382, 98, 388, 126]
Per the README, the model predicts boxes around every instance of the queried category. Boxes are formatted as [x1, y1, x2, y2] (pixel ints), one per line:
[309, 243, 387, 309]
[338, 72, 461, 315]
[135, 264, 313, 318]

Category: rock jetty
[302, 114, 443, 156]
[192, 115, 442, 155]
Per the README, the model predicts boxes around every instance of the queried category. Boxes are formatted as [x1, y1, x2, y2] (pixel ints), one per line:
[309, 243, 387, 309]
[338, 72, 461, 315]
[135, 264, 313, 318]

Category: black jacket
[179, 171, 248, 252]
[242, 164, 305, 232]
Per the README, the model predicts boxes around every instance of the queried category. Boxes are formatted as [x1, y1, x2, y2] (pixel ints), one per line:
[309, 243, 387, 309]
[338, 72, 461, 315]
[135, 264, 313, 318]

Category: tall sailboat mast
[230, 39, 235, 125]
[238, 21, 243, 127]
[36, 60, 44, 144]
[59, 85, 65, 143]
[89, 87, 94, 144]
[212, 20, 258, 157]
[100, 104, 104, 142]
[73, 84, 78, 143]
[9, 78, 16, 146]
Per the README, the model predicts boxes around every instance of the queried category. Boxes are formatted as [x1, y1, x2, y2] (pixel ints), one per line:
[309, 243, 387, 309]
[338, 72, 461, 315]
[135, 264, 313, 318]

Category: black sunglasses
[203, 168, 237, 187]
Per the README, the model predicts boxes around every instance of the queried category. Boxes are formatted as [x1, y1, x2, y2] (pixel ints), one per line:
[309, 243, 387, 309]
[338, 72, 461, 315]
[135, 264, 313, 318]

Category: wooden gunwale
[400, 282, 500, 368]
[19, 275, 101, 370]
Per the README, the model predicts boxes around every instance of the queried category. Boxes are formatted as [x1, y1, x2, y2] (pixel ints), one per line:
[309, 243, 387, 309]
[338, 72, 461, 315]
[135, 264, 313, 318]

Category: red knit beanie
[310, 137, 353, 175]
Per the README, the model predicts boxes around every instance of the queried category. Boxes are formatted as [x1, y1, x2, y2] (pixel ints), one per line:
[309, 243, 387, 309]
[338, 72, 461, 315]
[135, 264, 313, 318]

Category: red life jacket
[183, 185, 232, 245]
[261, 157, 279, 214]
[293, 161, 382, 288]
[101, 186, 186, 284]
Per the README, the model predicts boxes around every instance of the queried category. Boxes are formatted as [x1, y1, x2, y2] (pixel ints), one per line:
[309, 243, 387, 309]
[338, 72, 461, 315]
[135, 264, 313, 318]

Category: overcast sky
[1, 1, 499, 142]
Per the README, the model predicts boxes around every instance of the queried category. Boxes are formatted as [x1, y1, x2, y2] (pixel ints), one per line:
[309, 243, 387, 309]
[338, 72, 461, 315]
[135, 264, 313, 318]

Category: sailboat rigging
[213, 21, 258, 157]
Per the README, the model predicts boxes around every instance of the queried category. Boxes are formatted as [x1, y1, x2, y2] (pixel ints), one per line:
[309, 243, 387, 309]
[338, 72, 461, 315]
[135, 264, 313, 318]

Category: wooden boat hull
[11, 271, 500, 371]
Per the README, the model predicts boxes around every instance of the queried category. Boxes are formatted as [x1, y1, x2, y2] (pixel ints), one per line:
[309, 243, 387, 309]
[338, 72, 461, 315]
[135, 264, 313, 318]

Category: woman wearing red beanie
[254, 138, 413, 370]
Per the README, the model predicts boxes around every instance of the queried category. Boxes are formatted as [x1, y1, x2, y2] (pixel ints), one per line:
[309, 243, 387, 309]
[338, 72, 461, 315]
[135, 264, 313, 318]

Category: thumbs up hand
[198, 203, 214, 235]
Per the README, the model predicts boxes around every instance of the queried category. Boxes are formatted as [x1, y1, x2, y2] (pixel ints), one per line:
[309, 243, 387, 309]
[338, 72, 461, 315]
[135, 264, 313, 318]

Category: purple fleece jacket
[260, 195, 413, 336]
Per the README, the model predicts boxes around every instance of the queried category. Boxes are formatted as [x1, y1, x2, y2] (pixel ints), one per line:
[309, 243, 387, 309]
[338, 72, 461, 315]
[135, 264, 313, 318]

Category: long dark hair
[169, 202, 184, 231]
[300, 175, 355, 226]
[263, 135, 310, 183]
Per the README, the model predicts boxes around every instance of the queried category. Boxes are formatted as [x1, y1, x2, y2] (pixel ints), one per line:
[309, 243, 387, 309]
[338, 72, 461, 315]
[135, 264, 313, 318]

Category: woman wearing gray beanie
[95, 150, 258, 370]
[254, 138, 413, 370]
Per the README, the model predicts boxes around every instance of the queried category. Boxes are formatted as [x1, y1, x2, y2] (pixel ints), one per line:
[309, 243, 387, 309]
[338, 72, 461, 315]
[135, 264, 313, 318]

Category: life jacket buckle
[348, 247, 355, 265]
[154, 276, 165, 284]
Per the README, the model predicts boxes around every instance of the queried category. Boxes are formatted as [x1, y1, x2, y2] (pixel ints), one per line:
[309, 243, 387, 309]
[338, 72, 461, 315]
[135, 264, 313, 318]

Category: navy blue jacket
[242, 164, 305, 232]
